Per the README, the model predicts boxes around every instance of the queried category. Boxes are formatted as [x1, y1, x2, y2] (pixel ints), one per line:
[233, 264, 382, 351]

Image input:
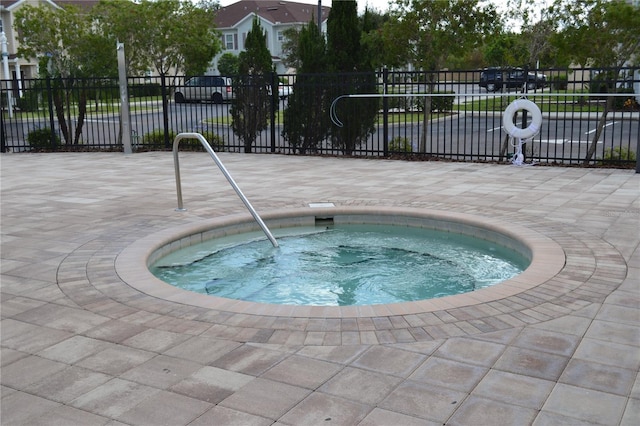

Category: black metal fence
[1, 66, 638, 168]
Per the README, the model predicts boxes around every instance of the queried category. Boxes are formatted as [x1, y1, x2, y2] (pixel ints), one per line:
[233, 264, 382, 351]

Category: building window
[277, 31, 284, 42]
[225, 34, 234, 50]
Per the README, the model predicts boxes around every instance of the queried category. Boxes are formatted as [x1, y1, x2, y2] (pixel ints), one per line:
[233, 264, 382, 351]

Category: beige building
[2, 0, 329, 83]
[1, 0, 98, 84]
[1, 0, 43, 82]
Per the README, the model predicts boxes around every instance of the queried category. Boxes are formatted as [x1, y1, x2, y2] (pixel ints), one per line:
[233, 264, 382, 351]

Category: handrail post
[173, 144, 186, 211]
[172, 132, 278, 248]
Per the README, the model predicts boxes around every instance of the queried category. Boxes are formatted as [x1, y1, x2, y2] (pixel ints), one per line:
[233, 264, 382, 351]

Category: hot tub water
[151, 224, 528, 306]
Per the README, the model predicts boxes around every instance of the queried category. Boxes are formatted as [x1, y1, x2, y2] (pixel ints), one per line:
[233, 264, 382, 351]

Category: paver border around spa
[58, 204, 626, 345]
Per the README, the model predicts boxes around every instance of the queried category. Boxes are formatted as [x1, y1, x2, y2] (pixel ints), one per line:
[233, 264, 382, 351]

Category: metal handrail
[172, 132, 278, 248]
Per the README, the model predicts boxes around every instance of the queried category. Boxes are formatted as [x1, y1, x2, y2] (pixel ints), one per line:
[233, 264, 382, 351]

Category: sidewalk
[1, 152, 638, 425]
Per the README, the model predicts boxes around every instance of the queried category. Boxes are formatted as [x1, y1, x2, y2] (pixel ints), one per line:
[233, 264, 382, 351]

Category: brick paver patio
[1, 152, 638, 425]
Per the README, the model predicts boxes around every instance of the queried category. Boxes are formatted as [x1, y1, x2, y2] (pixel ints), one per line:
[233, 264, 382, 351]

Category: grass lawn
[4, 91, 612, 124]
[462, 93, 605, 113]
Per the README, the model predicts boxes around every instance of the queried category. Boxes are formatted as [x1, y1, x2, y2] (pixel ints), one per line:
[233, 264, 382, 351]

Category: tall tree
[503, 0, 567, 68]
[359, 6, 390, 70]
[231, 17, 274, 153]
[280, 26, 303, 71]
[327, 0, 361, 72]
[483, 33, 528, 67]
[93, 0, 220, 78]
[217, 52, 239, 76]
[282, 18, 331, 154]
[15, 0, 221, 149]
[15, 4, 113, 146]
[520, 19, 559, 68]
[326, 0, 377, 155]
[383, 0, 498, 152]
[177, 2, 223, 77]
[547, 0, 640, 163]
[92, 0, 149, 75]
[94, 0, 221, 148]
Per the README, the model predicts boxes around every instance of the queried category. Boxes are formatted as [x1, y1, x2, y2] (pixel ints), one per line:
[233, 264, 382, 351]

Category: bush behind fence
[1, 67, 638, 167]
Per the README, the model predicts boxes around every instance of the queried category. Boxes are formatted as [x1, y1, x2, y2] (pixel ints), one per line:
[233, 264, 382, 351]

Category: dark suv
[479, 67, 547, 92]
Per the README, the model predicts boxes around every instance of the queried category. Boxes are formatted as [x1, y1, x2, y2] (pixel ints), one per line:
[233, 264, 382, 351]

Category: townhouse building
[211, 0, 330, 75]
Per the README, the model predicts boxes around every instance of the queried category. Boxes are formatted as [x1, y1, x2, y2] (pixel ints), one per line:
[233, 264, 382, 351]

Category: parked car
[479, 67, 547, 92]
[278, 84, 293, 100]
[174, 76, 233, 104]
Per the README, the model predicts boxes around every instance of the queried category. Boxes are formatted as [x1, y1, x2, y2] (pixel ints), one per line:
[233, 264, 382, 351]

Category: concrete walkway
[1, 152, 638, 425]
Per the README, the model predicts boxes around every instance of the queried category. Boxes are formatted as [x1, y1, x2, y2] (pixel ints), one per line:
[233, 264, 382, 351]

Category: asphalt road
[3, 98, 638, 165]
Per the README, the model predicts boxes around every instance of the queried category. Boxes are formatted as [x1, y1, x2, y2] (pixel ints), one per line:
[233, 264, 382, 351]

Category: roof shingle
[214, 0, 330, 28]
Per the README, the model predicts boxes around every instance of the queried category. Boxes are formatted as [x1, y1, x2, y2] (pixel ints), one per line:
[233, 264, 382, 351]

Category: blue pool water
[151, 224, 529, 306]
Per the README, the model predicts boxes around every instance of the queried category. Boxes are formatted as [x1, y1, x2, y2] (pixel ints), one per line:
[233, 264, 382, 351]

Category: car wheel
[212, 93, 223, 104]
[526, 82, 536, 90]
[487, 83, 497, 92]
[174, 92, 185, 103]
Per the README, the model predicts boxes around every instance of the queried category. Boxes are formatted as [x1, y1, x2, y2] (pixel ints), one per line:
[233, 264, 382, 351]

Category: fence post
[521, 66, 529, 161]
[117, 42, 132, 155]
[161, 74, 170, 149]
[1, 32, 13, 119]
[0, 95, 5, 152]
[46, 76, 57, 151]
[270, 71, 277, 152]
[636, 135, 640, 173]
[383, 67, 389, 156]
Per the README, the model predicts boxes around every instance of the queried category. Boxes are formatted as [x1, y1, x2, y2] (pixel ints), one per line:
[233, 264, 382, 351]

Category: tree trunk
[419, 77, 436, 153]
[419, 98, 432, 153]
[52, 87, 70, 145]
[65, 85, 74, 146]
[74, 88, 87, 145]
[584, 96, 613, 164]
[244, 139, 253, 153]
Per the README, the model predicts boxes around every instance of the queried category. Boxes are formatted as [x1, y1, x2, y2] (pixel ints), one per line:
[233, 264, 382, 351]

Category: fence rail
[1, 67, 638, 169]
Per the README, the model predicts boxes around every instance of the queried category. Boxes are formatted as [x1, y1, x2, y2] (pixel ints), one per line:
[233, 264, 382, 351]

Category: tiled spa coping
[115, 206, 566, 318]
[56, 199, 627, 344]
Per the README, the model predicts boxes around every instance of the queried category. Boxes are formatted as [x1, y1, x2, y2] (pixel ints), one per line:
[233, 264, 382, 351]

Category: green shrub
[431, 91, 455, 112]
[388, 136, 412, 153]
[129, 83, 162, 98]
[602, 146, 636, 164]
[387, 96, 415, 111]
[16, 91, 41, 112]
[613, 89, 636, 110]
[27, 127, 60, 150]
[550, 74, 568, 90]
[142, 129, 176, 147]
[589, 72, 616, 95]
[179, 131, 225, 151]
[412, 91, 455, 113]
[141, 129, 225, 151]
[200, 131, 225, 151]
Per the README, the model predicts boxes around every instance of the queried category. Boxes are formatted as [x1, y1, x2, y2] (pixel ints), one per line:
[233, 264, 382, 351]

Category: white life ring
[503, 99, 542, 140]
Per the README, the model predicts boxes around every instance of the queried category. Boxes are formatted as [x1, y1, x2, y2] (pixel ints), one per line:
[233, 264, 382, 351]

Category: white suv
[174, 76, 233, 104]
